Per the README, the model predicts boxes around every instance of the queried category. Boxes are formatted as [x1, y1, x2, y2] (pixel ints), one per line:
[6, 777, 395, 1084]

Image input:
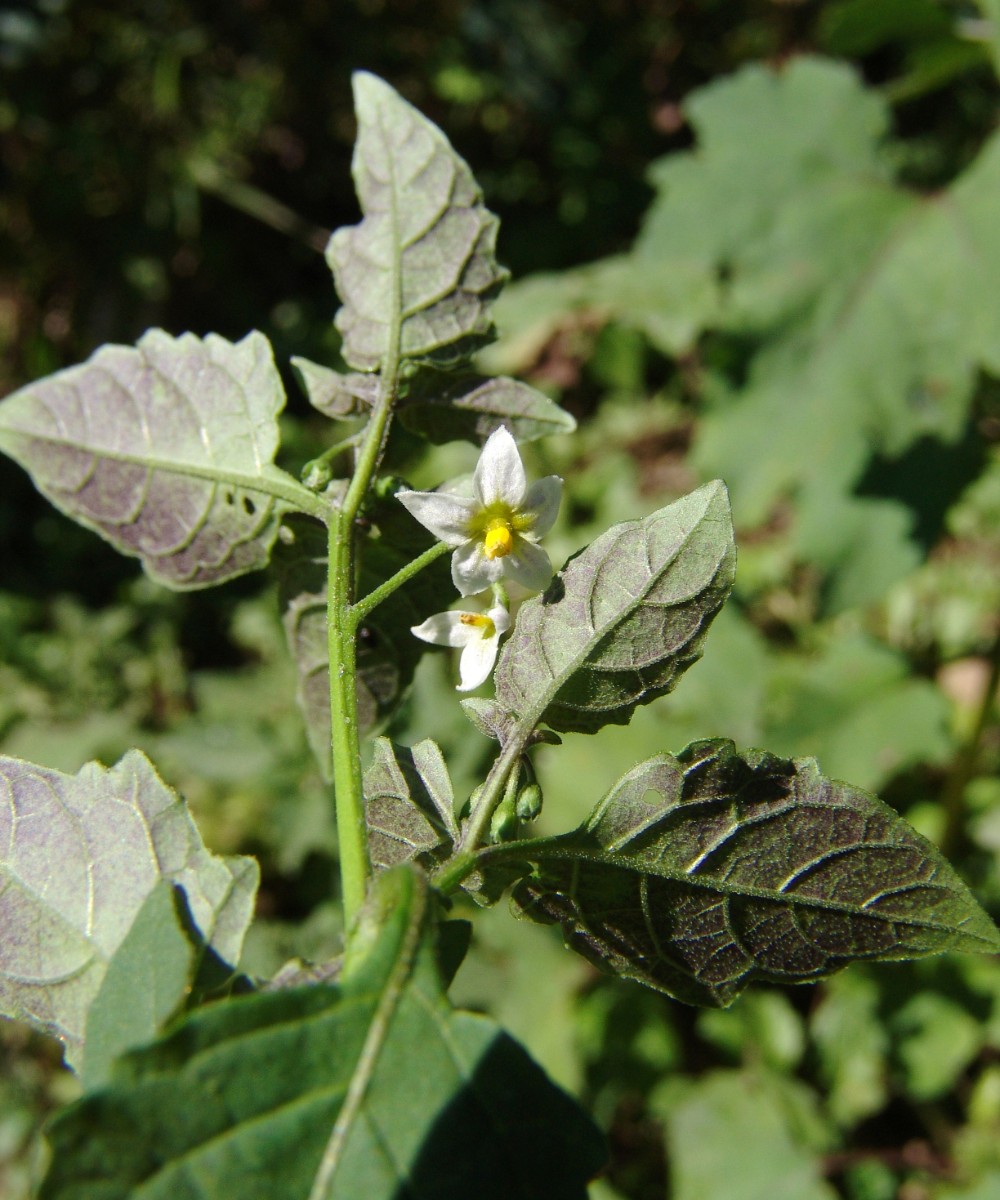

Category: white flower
[411, 603, 511, 692]
[397, 426, 562, 596]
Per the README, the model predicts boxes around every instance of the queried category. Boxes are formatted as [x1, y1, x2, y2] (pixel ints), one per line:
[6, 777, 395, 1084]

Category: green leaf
[290, 356, 378, 419]
[510, 739, 1000, 1007]
[494, 480, 735, 736]
[399, 372, 576, 445]
[327, 72, 508, 372]
[0, 751, 258, 1068]
[655, 1070, 838, 1200]
[80, 882, 197, 1091]
[0, 329, 315, 588]
[39, 867, 605, 1200]
[363, 737, 457, 871]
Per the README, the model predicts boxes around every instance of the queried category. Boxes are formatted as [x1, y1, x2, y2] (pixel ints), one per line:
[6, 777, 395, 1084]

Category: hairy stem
[327, 515, 369, 924]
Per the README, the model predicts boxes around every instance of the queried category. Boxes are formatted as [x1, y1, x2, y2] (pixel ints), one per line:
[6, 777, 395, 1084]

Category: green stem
[455, 733, 530, 858]
[327, 515, 369, 924]
[350, 540, 451, 628]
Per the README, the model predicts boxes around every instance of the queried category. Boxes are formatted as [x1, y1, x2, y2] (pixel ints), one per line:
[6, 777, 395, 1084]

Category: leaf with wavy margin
[0, 751, 258, 1067]
[39, 867, 605, 1200]
[327, 72, 508, 371]
[493, 480, 735, 736]
[510, 739, 1000, 1007]
[0, 329, 317, 588]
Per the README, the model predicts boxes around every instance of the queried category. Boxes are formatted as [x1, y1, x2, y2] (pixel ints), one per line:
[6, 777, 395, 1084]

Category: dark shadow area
[397, 1027, 606, 1199]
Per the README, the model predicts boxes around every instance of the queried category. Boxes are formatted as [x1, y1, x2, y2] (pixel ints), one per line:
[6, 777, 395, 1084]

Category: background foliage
[2, 2, 999, 1197]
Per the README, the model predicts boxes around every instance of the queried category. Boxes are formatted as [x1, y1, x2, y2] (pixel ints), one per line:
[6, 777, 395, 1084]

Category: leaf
[0, 329, 314, 588]
[327, 72, 508, 372]
[493, 480, 736, 736]
[0, 751, 258, 1067]
[363, 737, 457, 871]
[655, 1070, 838, 1200]
[399, 372, 576, 445]
[277, 519, 451, 776]
[634, 58, 1000, 523]
[510, 739, 1000, 1007]
[81, 882, 197, 1091]
[290, 356, 379, 419]
[39, 867, 605, 1200]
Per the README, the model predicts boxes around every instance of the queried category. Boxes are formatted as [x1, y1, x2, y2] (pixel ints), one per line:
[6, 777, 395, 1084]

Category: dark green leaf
[0, 330, 313, 588]
[0, 751, 258, 1067]
[327, 73, 508, 372]
[399, 372, 575, 445]
[40, 867, 605, 1200]
[363, 737, 456, 870]
[511, 740, 1000, 1007]
[494, 480, 735, 736]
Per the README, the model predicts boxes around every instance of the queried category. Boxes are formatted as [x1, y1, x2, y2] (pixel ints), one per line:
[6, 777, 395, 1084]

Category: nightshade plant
[0, 73, 998, 1199]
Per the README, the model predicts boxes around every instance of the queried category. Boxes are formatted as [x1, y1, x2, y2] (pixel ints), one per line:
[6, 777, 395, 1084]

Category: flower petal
[452, 539, 500, 596]
[487, 603, 511, 636]
[473, 426, 526, 508]
[457, 629, 502, 692]
[503, 537, 554, 592]
[519, 474, 563, 537]
[397, 490, 475, 545]
[411, 612, 478, 649]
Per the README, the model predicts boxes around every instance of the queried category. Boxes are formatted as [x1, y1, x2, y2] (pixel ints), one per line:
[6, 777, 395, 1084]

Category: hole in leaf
[242, 496, 256, 515]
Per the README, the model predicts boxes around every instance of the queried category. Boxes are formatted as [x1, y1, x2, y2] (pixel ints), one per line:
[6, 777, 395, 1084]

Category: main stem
[327, 359, 400, 927]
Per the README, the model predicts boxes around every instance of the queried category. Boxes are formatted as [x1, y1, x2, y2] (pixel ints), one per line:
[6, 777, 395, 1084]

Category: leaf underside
[40, 868, 605, 1200]
[494, 480, 736, 736]
[0, 752, 258, 1066]
[363, 737, 457, 871]
[277, 520, 451, 776]
[0, 329, 296, 588]
[327, 71, 508, 372]
[399, 372, 576, 445]
[512, 740, 1000, 1007]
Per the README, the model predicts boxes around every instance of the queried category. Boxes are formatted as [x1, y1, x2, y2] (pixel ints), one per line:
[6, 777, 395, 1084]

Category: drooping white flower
[397, 426, 562, 596]
[411, 603, 511, 692]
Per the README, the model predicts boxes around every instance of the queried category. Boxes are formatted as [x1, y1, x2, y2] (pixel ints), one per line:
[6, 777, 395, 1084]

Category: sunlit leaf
[291, 356, 378, 419]
[40, 867, 605, 1200]
[0, 329, 315, 588]
[0, 751, 258, 1068]
[494, 480, 735, 736]
[327, 72, 508, 372]
[510, 739, 1000, 1006]
[656, 1070, 838, 1200]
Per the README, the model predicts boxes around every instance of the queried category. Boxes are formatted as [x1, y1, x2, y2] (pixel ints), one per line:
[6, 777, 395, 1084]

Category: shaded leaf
[290, 356, 378, 420]
[0, 751, 258, 1067]
[327, 72, 508, 372]
[510, 739, 1000, 1007]
[0, 329, 311, 588]
[494, 480, 735, 736]
[40, 867, 605, 1200]
[363, 737, 457, 871]
[399, 372, 575, 445]
[277, 519, 450, 776]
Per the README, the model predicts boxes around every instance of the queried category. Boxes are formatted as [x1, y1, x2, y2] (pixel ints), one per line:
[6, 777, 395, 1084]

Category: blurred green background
[2, 2, 1000, 1198]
